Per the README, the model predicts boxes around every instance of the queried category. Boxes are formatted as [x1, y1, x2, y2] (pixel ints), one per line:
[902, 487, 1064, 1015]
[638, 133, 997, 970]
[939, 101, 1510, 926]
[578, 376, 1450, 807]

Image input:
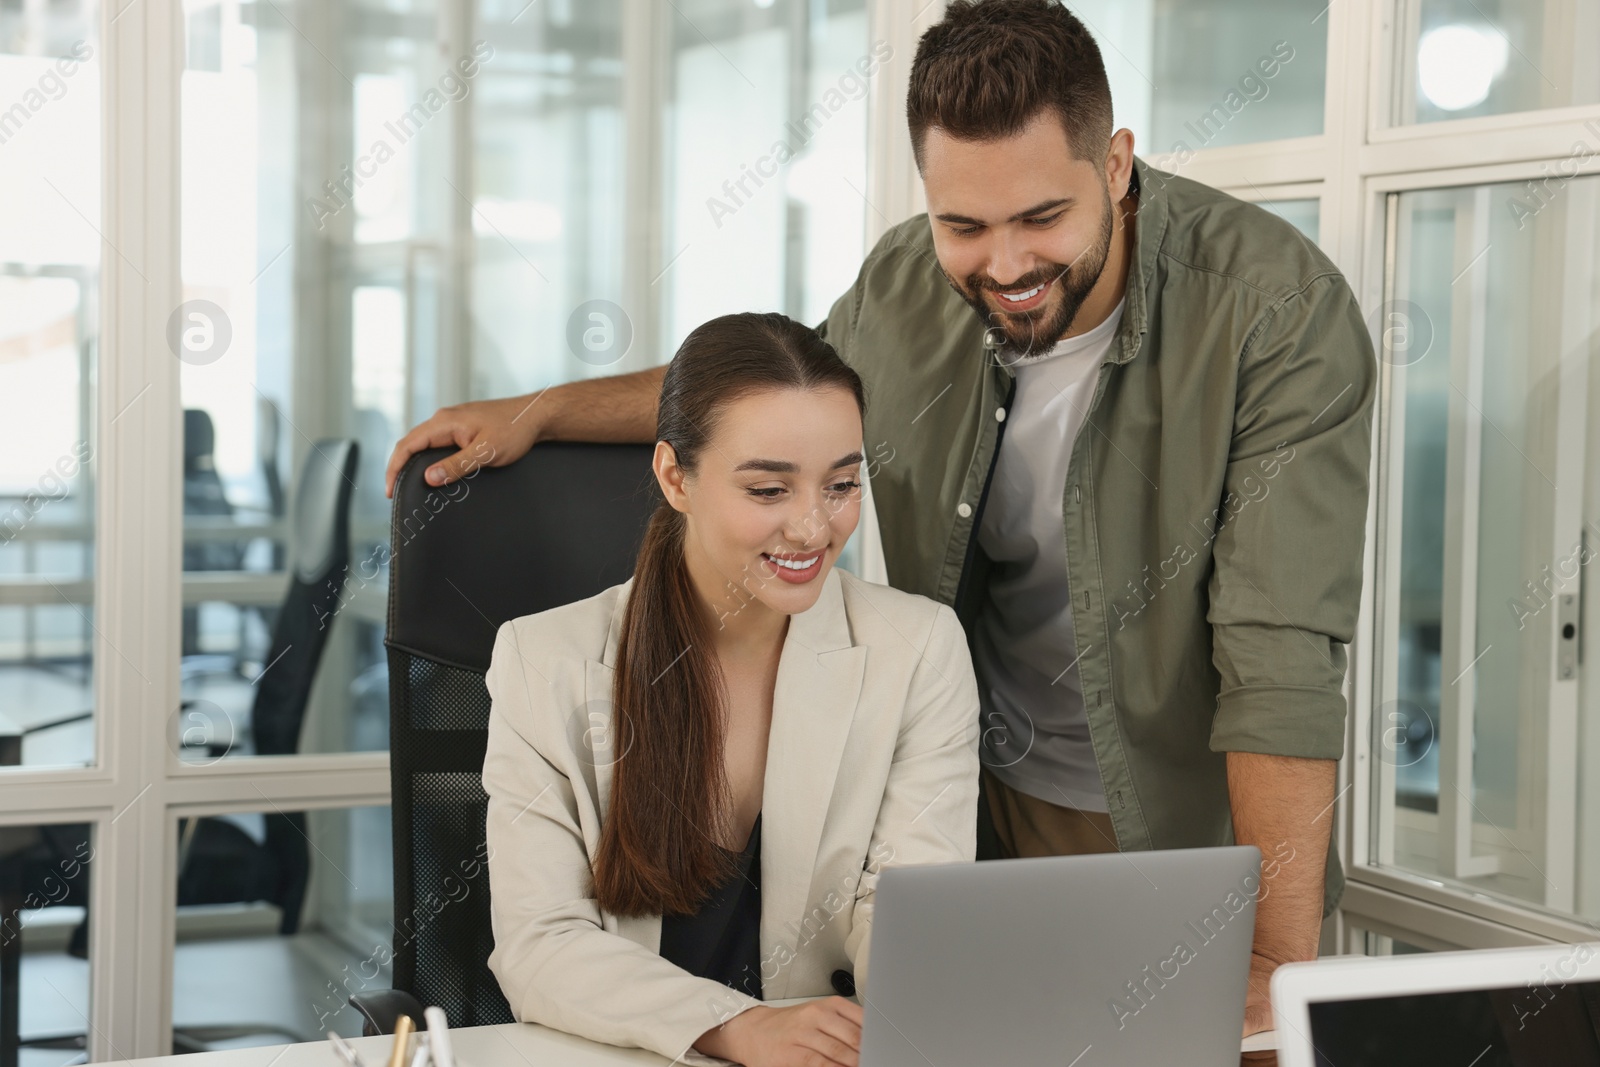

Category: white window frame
[10, 0, 1600, 1057]
[1351, 154, 1600, 947]
[1170, 0, 1600, 951]
[0, 0, 933, 1059]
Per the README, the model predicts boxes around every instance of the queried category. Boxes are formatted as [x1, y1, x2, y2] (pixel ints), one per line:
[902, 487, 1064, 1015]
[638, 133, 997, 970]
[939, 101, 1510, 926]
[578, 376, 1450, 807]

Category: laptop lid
[1271, 942, 1600, 1067]
[859, 845, 1261, 1067]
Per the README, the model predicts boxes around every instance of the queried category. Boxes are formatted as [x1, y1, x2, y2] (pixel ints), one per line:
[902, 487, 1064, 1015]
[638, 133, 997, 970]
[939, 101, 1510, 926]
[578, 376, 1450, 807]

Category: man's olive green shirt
[818, 156, 1375, 912]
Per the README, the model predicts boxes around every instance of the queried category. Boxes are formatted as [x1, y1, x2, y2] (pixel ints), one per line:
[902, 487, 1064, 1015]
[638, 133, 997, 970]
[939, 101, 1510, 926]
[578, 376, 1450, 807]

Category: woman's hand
[694, 997, 864, 1066]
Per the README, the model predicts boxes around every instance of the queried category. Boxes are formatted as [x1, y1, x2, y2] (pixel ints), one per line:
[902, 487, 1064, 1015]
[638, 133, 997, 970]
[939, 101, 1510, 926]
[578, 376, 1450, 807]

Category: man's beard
[946, 186, 1115, 358]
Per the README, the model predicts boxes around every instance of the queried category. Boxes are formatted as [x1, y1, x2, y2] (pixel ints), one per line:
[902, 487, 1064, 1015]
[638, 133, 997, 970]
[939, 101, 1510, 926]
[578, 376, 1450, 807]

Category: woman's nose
[781, 501, 831, 547]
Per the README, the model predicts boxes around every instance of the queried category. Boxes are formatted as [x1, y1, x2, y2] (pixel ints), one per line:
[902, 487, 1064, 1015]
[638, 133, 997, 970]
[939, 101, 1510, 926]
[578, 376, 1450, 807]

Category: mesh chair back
[386, 442, 656, 1025]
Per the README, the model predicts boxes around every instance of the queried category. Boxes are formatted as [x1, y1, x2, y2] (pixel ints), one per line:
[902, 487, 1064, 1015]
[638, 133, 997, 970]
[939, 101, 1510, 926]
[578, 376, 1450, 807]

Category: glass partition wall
[3, 0, 879, 1056]
[0, 0, 101, 773]
[1, 4, 102, 1061]
[1350, 0, 1600, 948]
[165, 0, 874, 1044]
[4, 0, 1600, 1059]
[1365, 172, 1600, 930]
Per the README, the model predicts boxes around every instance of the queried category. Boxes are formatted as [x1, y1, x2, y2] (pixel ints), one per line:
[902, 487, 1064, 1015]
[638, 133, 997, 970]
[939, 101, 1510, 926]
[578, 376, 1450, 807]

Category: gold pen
[388, 1014, 415, 1067]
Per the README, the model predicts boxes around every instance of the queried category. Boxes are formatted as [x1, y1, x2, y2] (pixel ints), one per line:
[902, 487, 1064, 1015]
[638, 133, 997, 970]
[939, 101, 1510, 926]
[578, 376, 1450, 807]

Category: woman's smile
[760, 547, 826, 584]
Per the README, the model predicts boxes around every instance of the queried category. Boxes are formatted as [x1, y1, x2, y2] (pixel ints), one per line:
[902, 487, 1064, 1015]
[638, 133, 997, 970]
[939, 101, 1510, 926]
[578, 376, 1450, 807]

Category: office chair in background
[165, 438, 362, 1053]
[182, 409, 246, 659]
[0, 440, 360, 1064]
[350, 442, 655, 1033]
[174, 438, 362, 924]
[0, 825, 89, 1067]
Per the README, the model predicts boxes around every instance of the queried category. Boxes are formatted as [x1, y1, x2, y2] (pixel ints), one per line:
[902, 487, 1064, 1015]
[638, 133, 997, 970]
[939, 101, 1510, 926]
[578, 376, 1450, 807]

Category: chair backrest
[181, 408, 240, 577]
[253, 438, 361, 757]
[257, 398, 286, 571]
[385, 442, 656, 1026]
[245, 439, 359, 934]
[178, 439, 360, 935]
[257, 396, 285, 517]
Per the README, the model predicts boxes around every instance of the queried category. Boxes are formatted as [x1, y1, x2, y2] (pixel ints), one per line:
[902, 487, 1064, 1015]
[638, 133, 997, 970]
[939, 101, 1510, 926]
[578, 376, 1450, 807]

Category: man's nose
[986, 232, 1035, 289]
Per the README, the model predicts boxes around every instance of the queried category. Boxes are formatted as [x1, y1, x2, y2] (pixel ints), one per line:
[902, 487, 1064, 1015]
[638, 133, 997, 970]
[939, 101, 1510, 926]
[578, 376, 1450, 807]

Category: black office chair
[175, 438, 361, 921]
[168, 437, 360, 1051]
[0, 825, 91, 1067]
[350, 442, 655, 1034]
[182, 408, 246, 658]
[256, 397, 288, 625]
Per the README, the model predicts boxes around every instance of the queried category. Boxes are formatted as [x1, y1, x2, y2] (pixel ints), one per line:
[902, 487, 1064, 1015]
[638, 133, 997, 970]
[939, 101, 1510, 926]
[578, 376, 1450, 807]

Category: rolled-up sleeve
[1206, 272, 1377, 759]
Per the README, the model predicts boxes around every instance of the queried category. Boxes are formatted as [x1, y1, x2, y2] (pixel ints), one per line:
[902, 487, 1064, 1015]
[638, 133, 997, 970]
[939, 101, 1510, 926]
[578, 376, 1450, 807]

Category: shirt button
[957, 502, 973, 518]
[995, 406, 1007, 422]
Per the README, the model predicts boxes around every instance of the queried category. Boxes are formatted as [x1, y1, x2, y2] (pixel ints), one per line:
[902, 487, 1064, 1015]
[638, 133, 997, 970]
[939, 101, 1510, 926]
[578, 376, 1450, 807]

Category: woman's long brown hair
[591, 312, 866, 917]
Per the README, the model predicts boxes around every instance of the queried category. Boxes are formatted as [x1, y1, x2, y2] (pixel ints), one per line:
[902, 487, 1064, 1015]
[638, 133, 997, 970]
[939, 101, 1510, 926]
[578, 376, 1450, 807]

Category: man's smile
[989, 276, 1054, 313]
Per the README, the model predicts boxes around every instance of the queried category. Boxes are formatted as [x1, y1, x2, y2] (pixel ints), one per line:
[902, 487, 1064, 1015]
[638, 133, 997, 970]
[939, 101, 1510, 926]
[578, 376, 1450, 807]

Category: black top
[659, 811, 764, 1000]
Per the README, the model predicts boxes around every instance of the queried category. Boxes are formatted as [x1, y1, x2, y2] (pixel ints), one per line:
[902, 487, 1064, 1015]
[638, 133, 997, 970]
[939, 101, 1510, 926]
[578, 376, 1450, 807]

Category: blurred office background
[0, 0, 1597, 1061]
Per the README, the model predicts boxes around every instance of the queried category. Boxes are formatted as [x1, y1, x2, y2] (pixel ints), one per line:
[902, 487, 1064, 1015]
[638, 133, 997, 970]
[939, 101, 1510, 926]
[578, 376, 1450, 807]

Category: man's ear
[653, 441, 690, 513]
[1105, 127, 1136, 200]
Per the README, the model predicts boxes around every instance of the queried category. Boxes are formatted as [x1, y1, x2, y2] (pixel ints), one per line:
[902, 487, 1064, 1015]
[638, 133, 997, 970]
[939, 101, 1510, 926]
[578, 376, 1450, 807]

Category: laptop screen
[1306, 980, 1600, 1065]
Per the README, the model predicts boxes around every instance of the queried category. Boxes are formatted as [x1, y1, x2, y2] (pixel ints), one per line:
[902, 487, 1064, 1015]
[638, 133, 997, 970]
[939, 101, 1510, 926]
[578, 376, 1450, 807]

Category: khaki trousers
[980, 765, 1120, 858]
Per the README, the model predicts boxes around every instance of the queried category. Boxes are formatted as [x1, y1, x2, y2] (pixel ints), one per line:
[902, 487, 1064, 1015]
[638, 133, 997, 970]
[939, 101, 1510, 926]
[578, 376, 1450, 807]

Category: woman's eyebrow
[732, 451, 864, 474]
[732, 459, 798, 473]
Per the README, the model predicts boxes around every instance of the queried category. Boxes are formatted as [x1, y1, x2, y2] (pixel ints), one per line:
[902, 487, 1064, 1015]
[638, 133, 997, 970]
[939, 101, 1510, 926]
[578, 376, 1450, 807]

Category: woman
[482, 312, 979, 1067]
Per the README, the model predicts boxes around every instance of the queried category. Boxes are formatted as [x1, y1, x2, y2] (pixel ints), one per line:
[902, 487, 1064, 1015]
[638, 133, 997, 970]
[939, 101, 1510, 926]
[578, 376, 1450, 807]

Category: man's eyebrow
[934, 197, 1075, 226]
[732, 451, 864, 474]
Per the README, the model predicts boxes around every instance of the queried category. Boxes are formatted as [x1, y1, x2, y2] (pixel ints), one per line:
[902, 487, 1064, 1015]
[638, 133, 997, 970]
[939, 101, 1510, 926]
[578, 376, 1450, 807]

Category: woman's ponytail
[590, 312, 866, 916]
[591, 502, 732, 915]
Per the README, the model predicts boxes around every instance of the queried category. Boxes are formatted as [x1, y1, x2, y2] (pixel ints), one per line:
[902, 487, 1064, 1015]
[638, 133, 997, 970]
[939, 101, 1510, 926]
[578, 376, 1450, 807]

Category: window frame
[0, 0, 928, 1057]
[8, 0, 1600, 1056]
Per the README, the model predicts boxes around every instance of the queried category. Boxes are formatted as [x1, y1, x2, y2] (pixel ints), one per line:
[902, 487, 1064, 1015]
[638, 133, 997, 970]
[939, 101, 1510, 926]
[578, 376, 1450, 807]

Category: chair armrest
[348, 990, 429, 1037]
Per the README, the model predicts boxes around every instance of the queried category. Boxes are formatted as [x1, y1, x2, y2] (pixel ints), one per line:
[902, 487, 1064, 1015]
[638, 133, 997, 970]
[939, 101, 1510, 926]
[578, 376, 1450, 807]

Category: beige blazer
[482, 564, 979, 1065]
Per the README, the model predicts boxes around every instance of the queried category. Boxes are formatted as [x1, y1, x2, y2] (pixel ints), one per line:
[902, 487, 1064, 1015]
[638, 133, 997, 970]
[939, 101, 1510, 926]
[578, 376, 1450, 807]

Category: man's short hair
[906, 0, 1114, 170]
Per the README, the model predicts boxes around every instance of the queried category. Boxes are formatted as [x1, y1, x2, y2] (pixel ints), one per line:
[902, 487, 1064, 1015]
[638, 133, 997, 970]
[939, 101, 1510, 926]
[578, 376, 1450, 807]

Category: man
[386, 0, 1374, 1039]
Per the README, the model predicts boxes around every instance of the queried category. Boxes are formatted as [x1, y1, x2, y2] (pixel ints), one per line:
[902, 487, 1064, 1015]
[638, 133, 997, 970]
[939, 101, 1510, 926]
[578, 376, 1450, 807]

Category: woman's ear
[653, 441, 691, 514]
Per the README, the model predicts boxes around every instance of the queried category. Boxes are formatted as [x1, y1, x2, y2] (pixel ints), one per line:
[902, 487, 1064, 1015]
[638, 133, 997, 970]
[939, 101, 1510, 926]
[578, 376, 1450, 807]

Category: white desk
[110, 1021, 674, 1067]
[103, 1018, 1279, 1067]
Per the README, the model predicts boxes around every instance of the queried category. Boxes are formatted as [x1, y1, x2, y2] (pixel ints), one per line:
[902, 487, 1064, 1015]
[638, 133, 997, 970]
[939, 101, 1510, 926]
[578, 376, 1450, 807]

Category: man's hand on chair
[385, 393, 548, 498]
[387, 365, 667, 498]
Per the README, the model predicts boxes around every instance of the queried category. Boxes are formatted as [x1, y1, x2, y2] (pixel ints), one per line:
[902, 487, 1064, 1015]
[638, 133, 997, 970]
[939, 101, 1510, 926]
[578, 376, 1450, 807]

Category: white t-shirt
[971, 298, 1125, 813]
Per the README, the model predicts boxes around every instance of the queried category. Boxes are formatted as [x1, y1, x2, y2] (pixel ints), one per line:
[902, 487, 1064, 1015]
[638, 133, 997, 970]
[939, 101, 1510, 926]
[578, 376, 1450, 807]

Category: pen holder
[329, 1003, 454, 1067]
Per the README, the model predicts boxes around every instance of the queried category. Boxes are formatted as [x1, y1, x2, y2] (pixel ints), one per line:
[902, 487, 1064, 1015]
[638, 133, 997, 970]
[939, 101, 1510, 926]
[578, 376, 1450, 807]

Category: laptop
[858, 845, 1262, 1066]
[1271, 942, 1600, 1067]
